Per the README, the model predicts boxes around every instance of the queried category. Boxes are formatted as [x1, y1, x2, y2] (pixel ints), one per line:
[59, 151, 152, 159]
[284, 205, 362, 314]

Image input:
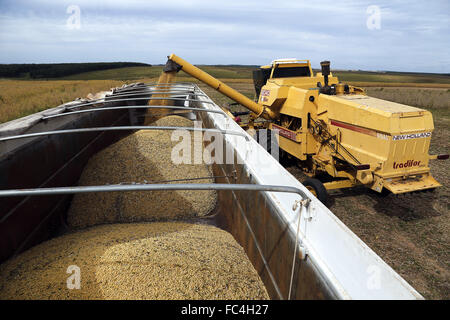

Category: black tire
[303, 178, 328, 204]
[423, 188, 437, 194]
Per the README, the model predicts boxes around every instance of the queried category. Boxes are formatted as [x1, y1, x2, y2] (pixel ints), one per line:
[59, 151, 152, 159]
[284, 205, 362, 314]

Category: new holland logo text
[393, 132, 431, 141]
[393, 160, 421, 169]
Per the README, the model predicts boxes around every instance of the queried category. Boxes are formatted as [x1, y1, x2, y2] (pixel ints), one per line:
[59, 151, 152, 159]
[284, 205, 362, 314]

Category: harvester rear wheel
[303, 178, 328, 204]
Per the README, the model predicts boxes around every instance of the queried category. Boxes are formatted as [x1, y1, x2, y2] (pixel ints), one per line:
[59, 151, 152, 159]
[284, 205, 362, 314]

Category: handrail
[41, 105, 227, 120]
[66, 97, 214, 110]
[0, 126, 248, 142]
[0, 183, 310, 203]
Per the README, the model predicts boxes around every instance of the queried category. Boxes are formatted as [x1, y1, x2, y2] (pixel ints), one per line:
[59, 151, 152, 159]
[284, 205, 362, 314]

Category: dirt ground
[285, 158, 449, 300]
[201, 83, 449, 300]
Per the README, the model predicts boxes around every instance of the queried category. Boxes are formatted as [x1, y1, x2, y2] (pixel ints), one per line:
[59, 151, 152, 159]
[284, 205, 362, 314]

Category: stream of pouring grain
[145, 71, 177, 124]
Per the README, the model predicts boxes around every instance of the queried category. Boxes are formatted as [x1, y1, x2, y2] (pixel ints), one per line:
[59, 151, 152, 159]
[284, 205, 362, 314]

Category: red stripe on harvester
[330, 120, 377, 137]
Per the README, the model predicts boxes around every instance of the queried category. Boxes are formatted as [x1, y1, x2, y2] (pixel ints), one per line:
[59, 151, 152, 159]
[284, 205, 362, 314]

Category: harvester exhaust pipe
[318, 60, 335, 95]
[320, 61, 330, 87]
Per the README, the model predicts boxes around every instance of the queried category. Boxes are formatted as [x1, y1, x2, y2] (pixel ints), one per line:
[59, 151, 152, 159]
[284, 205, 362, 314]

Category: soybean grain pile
[0, 114, 269, 300]
[0, 222, 269, 300]
[68, 115, 217, 228]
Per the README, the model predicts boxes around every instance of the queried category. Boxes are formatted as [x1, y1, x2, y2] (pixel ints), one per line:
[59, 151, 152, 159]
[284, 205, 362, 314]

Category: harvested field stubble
[67, 115, 217, 228]
[365, 87, 450, 115]
[0, 80, 124, 124]
[0, 222, 269, 300]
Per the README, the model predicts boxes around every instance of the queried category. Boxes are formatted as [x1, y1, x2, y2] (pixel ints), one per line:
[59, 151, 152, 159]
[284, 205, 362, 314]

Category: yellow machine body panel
[382, 175, 441, 194]
[258, 84, 289, 108]
[317, 94, 438, 192]
[265, 73, 339, 90]
[334, 95, 434, 168]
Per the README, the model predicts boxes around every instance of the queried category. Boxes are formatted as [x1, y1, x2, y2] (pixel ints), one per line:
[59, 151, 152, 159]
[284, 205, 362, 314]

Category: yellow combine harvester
[164, 54, 447, 203]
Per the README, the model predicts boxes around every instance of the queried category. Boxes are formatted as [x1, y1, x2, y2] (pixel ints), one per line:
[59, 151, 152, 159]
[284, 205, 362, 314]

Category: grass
[60, 66, 159, 81]
[365, 87, 450, 118]
[347, 82, 450, 88]
[0, 80, 124, 123]
[59, 65, 450, 84]
[1, 65, 449, 125]
[333, 70, 450, 84]
[59, 65, 254, 81]
[0, 65, 257, 124]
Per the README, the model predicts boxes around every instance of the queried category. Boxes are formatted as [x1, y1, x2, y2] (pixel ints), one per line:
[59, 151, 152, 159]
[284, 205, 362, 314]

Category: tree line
[0, 62, 151, 79]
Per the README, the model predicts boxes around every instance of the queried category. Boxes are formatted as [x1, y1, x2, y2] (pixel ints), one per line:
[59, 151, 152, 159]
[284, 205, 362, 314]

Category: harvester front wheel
[303, 178, 328, 204]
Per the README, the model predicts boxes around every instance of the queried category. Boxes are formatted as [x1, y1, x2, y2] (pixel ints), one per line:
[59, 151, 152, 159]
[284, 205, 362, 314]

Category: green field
[3, 63, 448, 88]
[59, 65, 255, 81]
[1, 64, 449, 124]
[0, 62, 150, 79]
[60, 66, 160, 80]
[333, 70, 450, 84]
[56, 65, 450, 85]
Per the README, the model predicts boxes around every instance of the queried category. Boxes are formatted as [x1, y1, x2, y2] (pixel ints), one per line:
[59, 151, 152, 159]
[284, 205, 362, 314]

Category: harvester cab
[253, 58, 364, 99]
[163, 54, 447, 204]
[252, 59, 313, 96]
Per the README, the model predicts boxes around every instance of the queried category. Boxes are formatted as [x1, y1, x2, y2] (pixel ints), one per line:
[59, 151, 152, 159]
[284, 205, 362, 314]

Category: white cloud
[0, 0, 448, 72]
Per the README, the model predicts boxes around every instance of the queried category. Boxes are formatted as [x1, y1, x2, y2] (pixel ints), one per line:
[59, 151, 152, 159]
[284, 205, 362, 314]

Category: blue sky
[0, 0, 448, 72]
